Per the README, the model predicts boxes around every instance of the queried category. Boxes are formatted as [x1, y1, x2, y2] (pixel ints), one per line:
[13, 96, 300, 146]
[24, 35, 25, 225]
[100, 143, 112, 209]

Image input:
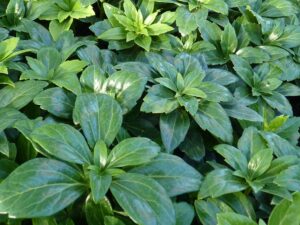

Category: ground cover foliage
[0, 0, 300, 224]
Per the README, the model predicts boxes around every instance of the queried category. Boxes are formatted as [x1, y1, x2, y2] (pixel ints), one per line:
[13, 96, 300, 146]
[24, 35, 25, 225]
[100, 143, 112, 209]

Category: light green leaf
[147, 23, 173, 36]
[0, 37, 19, 61]
[202, 0, 229, 15]
[98, 27, 126, 40]
[217, 212, 257, 225]
[134, 35, 152, 51]
[268, 193, 300, 225]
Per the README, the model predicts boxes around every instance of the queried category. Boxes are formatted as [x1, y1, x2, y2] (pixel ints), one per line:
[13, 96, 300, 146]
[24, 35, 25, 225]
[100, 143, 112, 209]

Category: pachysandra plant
[1, 0, 300, 224]
[0, 93, 201, 225]
[231, 55, 300, 116]
[90, 0, 175, 51]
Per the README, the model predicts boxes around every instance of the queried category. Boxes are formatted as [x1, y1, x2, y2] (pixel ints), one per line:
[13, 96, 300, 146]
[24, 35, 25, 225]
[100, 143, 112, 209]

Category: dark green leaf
[0, 158, 86, 218]
[193, 102, 233, 143]
[131, 153, 202, 197]
[73, 94, 123, 147]
[159, 110, 190, 153]
[107, 137, 160, 168]
[110, 173, 175, 225]
[31, 123, 92, 164]
[33, 87, 75, 119]
[0, 81, 48, 109]
[199, 169, 247, 198]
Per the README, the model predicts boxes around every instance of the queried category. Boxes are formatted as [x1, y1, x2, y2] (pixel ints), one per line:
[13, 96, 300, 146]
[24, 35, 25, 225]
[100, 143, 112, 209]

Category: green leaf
[80, 65, 106, 92]
[237, 127, 267, 160]
[84, 196, 113, 225]
[272, 25, 300, 49]
[247, 148, 273, 179]
[259, 0, 298, 18]
[89, 171, 112, 203]
[221, 23, 237, 54]
[110, 173, 175, 225]
[104, 216, 126, 225]
[73, 94, 123, 147]
[175, 7, 198, 36]
[33, 87, 75, 119]
[49, 19, 73, 41]
[262, 92, 293, 116]
[205, 69, 238, 85]
[107, 137, 160, 168]
[199, 82, 232, 102]
[199, 169, 247, 198]
[202, 0, 229, 15]
[179, 128, 205, 161]
[0, 81, 48, 109]
[174, 202, 195, 225]
[217, 212, 257, 225]
[98, 27, 126, 40]
[131, 153, 202, 197]
[159, 110, 190, 153]
[268, 193, 300, 225]
[276, 83, 300, 96]
[236, 47, 270, 64]
[220, 192, 256, 220]
[141, 85, 179, 114]
[134, 35, 152, 51]
[0, 132, 9, 157]
[214, 144, 248, 173]
[261, 131, 298, 157]
[0, 158, 86, 218]
[146, 52, 177, 81]
[0, 37, 19, 61]
[193, 102, 233, 143]
[31, 123, 92, 164]
[199, 20, 222, 46]
[0, 108, 26, 133]
[147, 23, 173, 36]
[274, 165, 300, 192]
[223, 102, 263, 122]
[230, 55, 253, 86]
[104, 71, 147, 113]
[32, 217, 58, 225]
[195, 198, 233, 225]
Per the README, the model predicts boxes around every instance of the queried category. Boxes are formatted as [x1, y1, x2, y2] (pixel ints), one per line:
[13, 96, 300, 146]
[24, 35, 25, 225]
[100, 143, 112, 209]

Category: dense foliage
[0, 0, 300, 224]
